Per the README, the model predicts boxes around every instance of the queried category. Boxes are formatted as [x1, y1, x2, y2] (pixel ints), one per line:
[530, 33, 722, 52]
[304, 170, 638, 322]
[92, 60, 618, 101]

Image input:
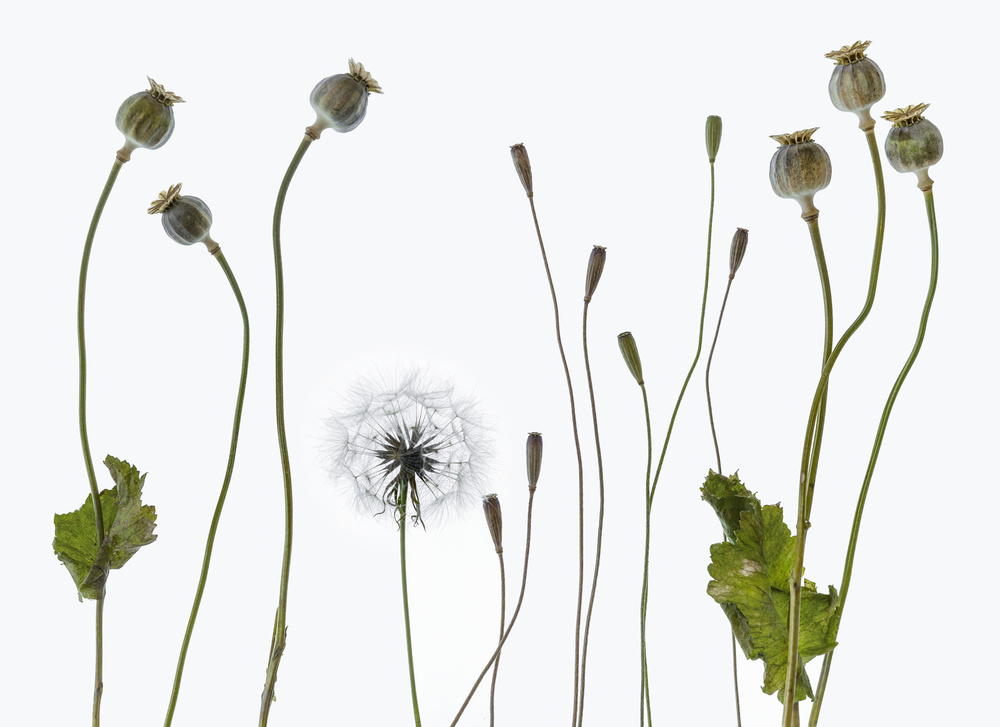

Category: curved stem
[805, 217, 834, 518]
[489, 553, 506, 727]
[79, 157, 126, 727]
[705, 276, 734, 475]
[637, 384, 652, 726]
[163, 248, 250, 726]
[451, 491, 536, 726]
[782, 128, 887, 727]
[259, 134, 313, 726]
[525, 197, 586, 727]
[398, 479, 423, 726]
[578, 300, 606, 727]
[809, 187, 936, 726]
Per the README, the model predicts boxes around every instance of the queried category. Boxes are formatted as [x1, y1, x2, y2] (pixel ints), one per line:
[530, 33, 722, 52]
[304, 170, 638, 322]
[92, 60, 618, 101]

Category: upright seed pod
[526, 433, 543, 492]
[583, 246, 607, 302]
[115, 77, 183, 162]
[306, 59, 382, 138]
[705, 115, 723, 163]
[617, 332, 644, 386]
[482, 495, 503, 553]
[510, 143, 533, 198]
[826, 41, 886, 131]
[883, 103, 943, 191]
[768, 128, 832, 220]
[148, 183, 218, 253]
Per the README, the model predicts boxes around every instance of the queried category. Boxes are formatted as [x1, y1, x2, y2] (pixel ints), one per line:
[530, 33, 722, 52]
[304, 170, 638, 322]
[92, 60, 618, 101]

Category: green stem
[489, 553, 506, 727]
[805, 217, 834, 518]
[398, 479, 422, 727]
[782, 128, 887, 727]
[637, 384, 652, 727]
[809, 186, 937, 727]
[79, 157, 126, 727]
[259, 134, 313, 726]
[578, 300, 606, 727]
[163, 248, 250, 726]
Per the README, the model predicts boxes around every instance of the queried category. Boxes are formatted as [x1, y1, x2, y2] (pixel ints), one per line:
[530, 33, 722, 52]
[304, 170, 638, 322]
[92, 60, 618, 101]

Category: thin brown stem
[489, 553, 506, 727]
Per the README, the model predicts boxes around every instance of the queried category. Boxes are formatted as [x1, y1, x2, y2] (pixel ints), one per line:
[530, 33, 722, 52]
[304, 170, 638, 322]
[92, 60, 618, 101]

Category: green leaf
[702, 471, 838, 703]
[53, 456, 157, 601]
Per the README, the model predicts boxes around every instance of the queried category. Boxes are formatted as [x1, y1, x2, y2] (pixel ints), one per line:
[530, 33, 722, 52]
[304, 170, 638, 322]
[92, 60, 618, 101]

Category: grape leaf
[53, 456, 157, 601]
[702, 471, 838, 703]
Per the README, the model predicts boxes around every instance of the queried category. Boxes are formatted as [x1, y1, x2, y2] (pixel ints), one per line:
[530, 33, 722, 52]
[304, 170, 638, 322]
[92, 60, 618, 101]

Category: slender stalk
[259, 134, 314, 725]
[578, 299, 606, 727]
[163, 248, 249, 726]
[805, 217, 834, 512]
[809, 187, 937, 727]
[398, 478, 423, 726]
[489, 553, 506, 727]
[451, 491, 537, 726]
[781, 128, 887, 727]
[524, 196, 586, 727]
[79, 157, 126, 727]
[637, 384, 652, 726]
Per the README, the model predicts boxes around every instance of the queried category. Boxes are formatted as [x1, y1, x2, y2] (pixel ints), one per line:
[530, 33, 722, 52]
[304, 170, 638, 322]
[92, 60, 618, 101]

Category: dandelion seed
[325, 368, 492, 528]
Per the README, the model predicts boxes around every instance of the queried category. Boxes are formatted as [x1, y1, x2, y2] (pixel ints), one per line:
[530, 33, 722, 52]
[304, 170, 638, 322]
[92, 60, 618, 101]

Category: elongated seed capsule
[769, 128, 832, 220]
[116, 78, 183, 162]
[729, 228, 749, 277]
[617, 332, 644, 386]
[526, 433, 543, 492]
[482, 494, 503, 553]
[148, 183, 218, 253]
[883, 103, 943, 191]
[510, 143, 533, 197]
[826, 41, 886, 131]
[706, 115, 723, 163]
[306, 59, 382, 138]
[584, 246, 607, 302]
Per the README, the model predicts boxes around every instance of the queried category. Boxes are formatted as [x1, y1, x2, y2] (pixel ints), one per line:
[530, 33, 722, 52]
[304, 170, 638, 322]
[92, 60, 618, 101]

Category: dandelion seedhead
[326, 369, 492, 528]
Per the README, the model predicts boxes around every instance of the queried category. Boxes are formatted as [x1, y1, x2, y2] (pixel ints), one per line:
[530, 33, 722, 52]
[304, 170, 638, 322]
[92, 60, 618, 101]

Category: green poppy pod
[307, 59, 382, 137]
[883, 104, 943, 190]
[826, 41, 886, 130]
[769, 128, 832, 219]
[148, 183, 216, 251]
[115, 78, 183, 161]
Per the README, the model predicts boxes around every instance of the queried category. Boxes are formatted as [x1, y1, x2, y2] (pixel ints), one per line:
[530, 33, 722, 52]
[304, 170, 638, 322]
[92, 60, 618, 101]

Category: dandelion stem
[809, 187, 936, 727]
[163, 249, 249, 726]
[524, 196, 586, 727]
[78, 157, 126, 727]
[781, 128, 887, 727]
[578, 299, 606, 727]
[489, 552, 506, 727]
[398, 478, 423, 727]
[637, 383, 652, 727]
[451, 490, 537, 726]
[260, 134, 313, 726]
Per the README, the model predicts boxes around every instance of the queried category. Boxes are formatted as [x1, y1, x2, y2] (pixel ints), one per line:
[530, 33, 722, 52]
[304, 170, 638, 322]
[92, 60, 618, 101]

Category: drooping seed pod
[115, 77, 183, 162]
[826, 41, 886, 131]
[882, 103, 943, 191]
[768, 128, 832, 220]
[526, 432, 543, 492]
[617, 332, 644, 386]
[583, 246, 607, 302]
[510, 143, 533, 197]
[306, 59, 382, 138]
[705, 115, 723, 163]
[148, 183, 217, 253]
[729, 228, 749, 277]
[482, 494, 503, 553]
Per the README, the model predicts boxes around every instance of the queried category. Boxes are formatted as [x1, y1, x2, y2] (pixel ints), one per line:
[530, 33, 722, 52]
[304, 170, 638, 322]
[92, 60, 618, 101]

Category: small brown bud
[729, 228, 749, 277]
[617, 332, 644, 386]
[510, 143, 533, 197]
[482, 494, 503, 553]
[526, 432, 543, 492]
[705, 115, 723, 163]
[583, 246, 607, 302]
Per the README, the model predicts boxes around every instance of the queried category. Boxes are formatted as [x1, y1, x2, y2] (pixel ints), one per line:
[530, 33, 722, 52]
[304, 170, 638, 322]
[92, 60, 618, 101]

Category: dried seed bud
[729, 228, 749, 277]
[705, 115, 723, 163]
[583, 246, 607, 302]
[882, 103, 943, 191]
[510, 143, 533, 197]
[482, 494, 503, 553]
[115, 77, 183, 162]
[306, 59, 382, 138]
[768, 128, 832, 220]
[826, 41, 886, 131]
[148, 183, 218, 253]
[526, 432, 543, 492]
[617, 331, 644, 386]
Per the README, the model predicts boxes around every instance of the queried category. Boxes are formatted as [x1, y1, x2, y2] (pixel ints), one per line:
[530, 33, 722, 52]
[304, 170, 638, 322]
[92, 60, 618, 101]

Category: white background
[3, 1, 994, 725]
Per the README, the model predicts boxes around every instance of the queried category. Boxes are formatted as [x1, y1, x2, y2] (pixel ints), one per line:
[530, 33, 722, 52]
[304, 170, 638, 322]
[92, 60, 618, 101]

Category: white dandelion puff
[325, 368, 492, 527]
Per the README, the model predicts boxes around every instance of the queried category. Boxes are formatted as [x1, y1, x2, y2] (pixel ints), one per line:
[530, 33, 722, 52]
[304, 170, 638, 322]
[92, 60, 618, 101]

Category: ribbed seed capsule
[826, 41, 886, 131]
[526, 432, 543, 492]
[510, 143, 533, 197]
[882, 103, 943, 191]
[705, 115, 723, 163]
[148, 183, 217, 253]
[583, 246, 607, 302]
[482, 494, 503, 553]
[769, 128, 832, 220]
[729, 228, 749, 277]
[306, 59, 382, 138]
[617, 332, 644, 386]
[115, 78, 183, 162]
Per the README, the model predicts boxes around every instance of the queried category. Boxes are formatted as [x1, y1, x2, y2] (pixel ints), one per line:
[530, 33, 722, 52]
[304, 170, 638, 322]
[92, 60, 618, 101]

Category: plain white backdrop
[3, 1, 994, 725]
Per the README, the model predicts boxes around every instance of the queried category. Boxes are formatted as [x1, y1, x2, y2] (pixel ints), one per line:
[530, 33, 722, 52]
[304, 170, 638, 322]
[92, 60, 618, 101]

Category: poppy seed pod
[148, 183, 217, 252]
[510, 143, 533, 197]
[482, 494, 503, 553]
[306, 59, 382, 138]
[883, 104, 943, 191]
[826, 41, 886, 131]
[617, 332, 644, 386]
[583, 246, 607, 302]
[769, 128, 832, 220]
[115, 78, 183, 162]
[705, 115, 723, 163]
[526, 432, 543, 492]
[729, 228, 749, 277]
